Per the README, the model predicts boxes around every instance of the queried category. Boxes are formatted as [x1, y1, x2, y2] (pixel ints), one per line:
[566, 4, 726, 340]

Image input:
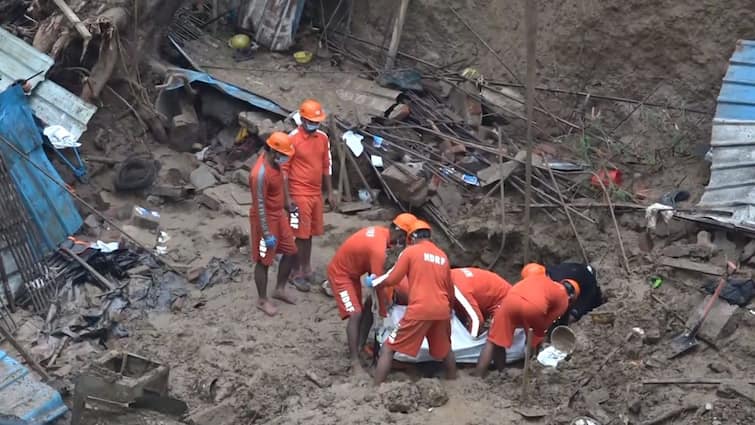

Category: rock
[661, 244, 713, 259]
[120, 224, 156, 248]
[713, 231, 738, 258]
[191, 164, 219, 191]
[628, 398, 642, 414]
[232, 169, 250, 187]
[686, 295, 740, 342]
[197, 193, 221, 211]
[187, 400, 236, 425]
[741, 239, 755, 262]
[642, 327, 661, 345]
[357, 207, 395, 221]
[84, 214, 100, 229]
[416, 379, 448, 408]
[379, 382, 419, 413]
[708, 362, 731, 374]
[146, 195, 164, 206]
[697, 230, 715, 249]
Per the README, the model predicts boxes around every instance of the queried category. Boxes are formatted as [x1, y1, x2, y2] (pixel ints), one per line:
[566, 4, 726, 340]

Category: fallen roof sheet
[162, 67, 289, 117]
[178, 36, 402, 123]
[0, 26, 96, 142]
[692, 40, 755, 232]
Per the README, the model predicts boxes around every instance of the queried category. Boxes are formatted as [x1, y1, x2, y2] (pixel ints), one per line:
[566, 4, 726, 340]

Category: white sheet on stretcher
[376, 305, 527, 364]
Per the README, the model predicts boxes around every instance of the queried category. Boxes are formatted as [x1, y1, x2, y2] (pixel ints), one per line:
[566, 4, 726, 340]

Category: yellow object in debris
[293, 50, 313, 64]
[228, 34, 252, 50]
[235, 127, 248, 143]
[461, 67, 481, 81]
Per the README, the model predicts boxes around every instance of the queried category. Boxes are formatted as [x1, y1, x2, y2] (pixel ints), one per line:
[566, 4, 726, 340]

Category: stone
[415, 379, 448, 408]
[661, 244, 713, 260]
[197, 193, 221, 211]
[84, 214, 100, 231]
[642, 327, 661, 345]
[190, 164, 218, 191]
[170, 94, 202, 152]
[713, 231, 738, 259]
[146, 195, 164, 206]
[708, 362, 731, 374]
[697, 230, 715, 249]
[686, 295, 740, 342]
[232, 169, 250, 187]
[379, 382, 419, 413]
[741, 239, 755, 262]
[120, 224, 156, 248]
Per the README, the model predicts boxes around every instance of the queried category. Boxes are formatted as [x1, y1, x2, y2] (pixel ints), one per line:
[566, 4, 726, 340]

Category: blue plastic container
[0, 349, 67, 424]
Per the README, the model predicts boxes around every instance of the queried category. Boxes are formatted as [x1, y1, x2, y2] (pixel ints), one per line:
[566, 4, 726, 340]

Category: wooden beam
[385, 0, 410, 71]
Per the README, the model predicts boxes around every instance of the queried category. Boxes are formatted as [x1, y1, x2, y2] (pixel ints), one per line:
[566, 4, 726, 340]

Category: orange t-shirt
[281, 127, 331, 196]
[381, 240, 453, 321]
[451, 267, 511, 320]
[249, 154, 284, 219]
[510, 274, 570, 338]
[327, 226, 390, 280]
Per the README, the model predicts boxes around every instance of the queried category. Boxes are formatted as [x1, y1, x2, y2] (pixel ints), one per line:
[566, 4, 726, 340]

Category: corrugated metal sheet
[0, 349, 68, 423]
[0, 26, 96, 142]
[694, 40, 755, 231]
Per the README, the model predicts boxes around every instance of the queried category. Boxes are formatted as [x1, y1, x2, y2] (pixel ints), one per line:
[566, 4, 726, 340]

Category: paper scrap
[536, 345, 568, 368]
[342, 131, 364, 157]
[370, 154, 384, 168]
[91, 240, 119, 253]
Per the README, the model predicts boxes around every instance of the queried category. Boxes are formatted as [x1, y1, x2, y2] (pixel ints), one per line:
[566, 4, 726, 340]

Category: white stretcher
[375, 304, 527, 364]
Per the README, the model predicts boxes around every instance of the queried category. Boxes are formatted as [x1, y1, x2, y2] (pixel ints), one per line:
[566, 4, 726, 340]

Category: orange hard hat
[563, 278, 581, 299]
[266, 132, 294, 156]
[392, 213, 417, 232]
[521, 263, 546, 279]
[299, 99, 326, 123]
[409, 220, 431, 234]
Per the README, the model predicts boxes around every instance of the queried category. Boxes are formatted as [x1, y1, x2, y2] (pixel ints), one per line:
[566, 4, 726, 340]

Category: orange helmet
[409, 220, 431, 234]
[299, 99, 326, 123]
[563, 278, 581, 299]
[521, 263, 546, 279]
[266, 132, 294, 156]
[392, 213, 417, 232]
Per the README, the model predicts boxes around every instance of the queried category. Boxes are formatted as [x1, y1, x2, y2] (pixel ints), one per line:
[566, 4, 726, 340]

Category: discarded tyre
[113, 157, 159, 191]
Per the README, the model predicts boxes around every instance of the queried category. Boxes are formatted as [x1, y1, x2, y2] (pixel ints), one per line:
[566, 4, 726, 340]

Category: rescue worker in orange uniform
[282, 99, 336, 292]
[474, 263, 580, 377]
[249, 132, 298, 317]
[326, 213, 417, 372]
[451, 267, 512, 337]
[366, 220, 457, 385]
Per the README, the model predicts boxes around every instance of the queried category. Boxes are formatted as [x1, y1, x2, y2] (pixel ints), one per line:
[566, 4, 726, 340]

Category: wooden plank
[658, 257, 725, 276]
[337, 201, 372, 213]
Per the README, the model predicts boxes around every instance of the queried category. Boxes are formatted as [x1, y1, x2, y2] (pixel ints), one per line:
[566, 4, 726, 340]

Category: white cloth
[645, 202, 674, 230]
[43, 125, 81, 149]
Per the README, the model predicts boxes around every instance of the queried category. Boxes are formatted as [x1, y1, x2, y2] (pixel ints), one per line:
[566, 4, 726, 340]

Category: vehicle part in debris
[0, 349, 67, 423]
[113, 157, 160, 192]
[238, 0, 306, 52]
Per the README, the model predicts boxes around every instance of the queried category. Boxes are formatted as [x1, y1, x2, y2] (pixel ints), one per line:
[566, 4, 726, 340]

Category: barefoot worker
[249, 132, 298, 316]
[451, 267, 512, 337]
[367, 220, 457, 385]
[474, 264, 580, 377]
[282, 99, 337, 292]
[326, 213, 416, 371]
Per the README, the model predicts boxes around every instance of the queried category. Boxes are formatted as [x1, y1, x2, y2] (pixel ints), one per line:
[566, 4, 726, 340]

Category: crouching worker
[366, 220, 457, 385]
[326, 213, 417, 372]
[546, 262, 602, 326]
[452, 268, 512, 337]
[249, 132, 298, 317]
[474, 263, 580, 377]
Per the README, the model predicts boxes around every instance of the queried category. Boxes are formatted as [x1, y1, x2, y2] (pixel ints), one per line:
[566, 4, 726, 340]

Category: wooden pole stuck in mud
[385, 0, 410, 71]
[522, 0, 537, 263]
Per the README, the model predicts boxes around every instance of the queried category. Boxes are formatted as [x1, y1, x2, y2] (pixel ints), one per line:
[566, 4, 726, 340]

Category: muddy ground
[4, 0, 755, 424]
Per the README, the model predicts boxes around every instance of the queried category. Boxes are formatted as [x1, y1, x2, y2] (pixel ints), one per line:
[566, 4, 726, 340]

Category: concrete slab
[685, 295, 740, 342]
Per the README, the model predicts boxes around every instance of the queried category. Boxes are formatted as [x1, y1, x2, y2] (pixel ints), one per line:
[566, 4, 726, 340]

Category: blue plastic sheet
[0, 349, 67, 424]
[0, 84, 82, 253]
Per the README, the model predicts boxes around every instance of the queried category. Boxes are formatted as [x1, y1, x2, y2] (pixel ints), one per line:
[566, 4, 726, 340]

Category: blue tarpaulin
[0, 349, 67, 424]
[162, 68, 289, 117]
[0, 84, 82, 252]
